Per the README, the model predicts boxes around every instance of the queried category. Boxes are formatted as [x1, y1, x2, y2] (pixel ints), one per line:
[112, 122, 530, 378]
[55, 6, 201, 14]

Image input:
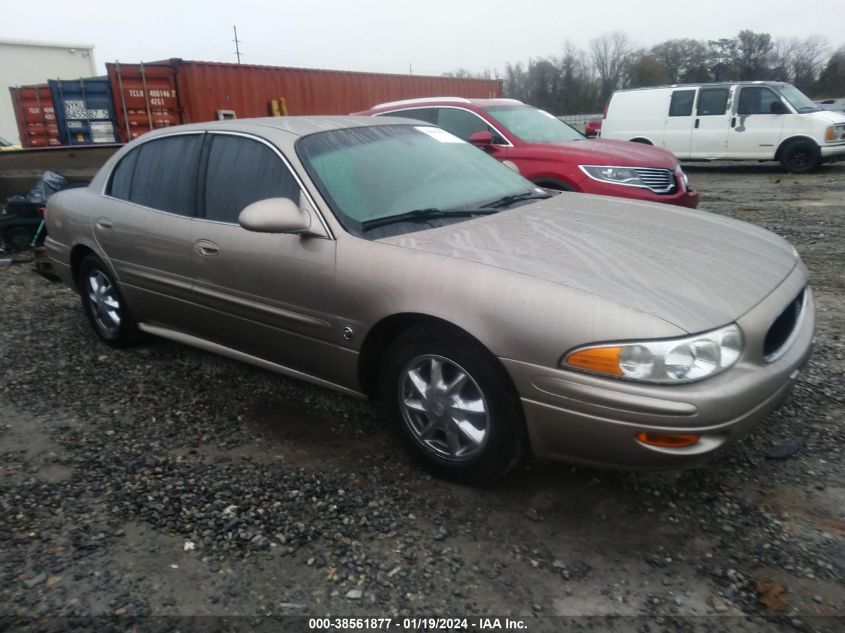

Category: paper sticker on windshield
[415, 126, 465, 143]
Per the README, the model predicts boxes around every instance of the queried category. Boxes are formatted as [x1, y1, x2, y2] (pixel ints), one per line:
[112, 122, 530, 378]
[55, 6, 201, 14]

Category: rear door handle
[194, 240, 219, 257]
[694, 118, 700, 129]
[731, 116, 736, 128]
[95, 218, 113, 230]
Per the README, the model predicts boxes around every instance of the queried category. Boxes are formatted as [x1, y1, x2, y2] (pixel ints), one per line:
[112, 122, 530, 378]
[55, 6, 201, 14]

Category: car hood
[806, 109, 845, 124]
[520, 138, 680, 169]
[379, 195, 798, 333]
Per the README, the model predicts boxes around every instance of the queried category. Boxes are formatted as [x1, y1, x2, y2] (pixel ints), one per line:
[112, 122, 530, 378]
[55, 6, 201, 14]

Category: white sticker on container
[415, 126, 465, 143]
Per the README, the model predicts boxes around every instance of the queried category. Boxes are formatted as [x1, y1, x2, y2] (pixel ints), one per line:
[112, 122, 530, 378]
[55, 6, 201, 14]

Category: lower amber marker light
[636, 432, 701, 448]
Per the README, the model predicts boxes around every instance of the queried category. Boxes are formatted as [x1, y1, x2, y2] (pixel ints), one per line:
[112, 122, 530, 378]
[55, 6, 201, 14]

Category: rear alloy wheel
[380, 327, 526, 483]
[78, 255, 139, 347]
[780, 140, 820, 174]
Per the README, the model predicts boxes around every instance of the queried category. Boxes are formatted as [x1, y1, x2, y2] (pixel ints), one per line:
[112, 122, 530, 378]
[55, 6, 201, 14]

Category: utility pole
[233, 25, 242, 64]
[409, 62, 413, 75]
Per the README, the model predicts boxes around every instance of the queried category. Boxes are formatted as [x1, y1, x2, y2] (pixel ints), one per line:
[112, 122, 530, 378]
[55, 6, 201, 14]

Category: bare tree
[788, 36, 830, 92]
[590, 32, 632, 104]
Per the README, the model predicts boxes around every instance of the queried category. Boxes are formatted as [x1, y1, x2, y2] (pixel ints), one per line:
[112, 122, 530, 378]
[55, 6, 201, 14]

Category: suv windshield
[297, 125, 538, 238]
[778, 84, 821, 113]
[483, 106, 584, 143]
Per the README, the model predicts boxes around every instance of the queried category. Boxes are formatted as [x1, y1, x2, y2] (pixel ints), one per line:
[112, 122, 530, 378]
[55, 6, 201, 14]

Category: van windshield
[778, 84, 821, 113]
[484, 106, 585, 143]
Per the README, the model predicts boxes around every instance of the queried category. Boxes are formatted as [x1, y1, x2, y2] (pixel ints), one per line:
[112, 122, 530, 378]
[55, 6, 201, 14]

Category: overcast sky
[4, 0, 843, 77]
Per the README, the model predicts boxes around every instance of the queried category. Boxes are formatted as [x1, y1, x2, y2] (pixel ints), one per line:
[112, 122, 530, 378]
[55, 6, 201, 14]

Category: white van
[601, 82, 845, 173]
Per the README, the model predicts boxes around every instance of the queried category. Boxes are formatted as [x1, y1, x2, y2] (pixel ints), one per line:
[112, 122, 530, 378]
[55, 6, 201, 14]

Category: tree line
[445, 31, 845, 115]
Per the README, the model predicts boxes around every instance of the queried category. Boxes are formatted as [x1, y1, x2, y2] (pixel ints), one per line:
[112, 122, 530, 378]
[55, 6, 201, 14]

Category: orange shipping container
[9, 85, 61, 148]
[108, 59, 503, 143]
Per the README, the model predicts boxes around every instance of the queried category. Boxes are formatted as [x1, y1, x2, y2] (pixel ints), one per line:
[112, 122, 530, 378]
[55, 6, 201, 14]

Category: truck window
[737, 87, 781, 115]
[697, 88, 730, 116]
[669, 90, 696, 117]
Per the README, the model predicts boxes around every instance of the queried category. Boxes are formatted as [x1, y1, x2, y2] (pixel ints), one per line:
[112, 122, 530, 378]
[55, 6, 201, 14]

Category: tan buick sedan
[45, 117, 814, 482]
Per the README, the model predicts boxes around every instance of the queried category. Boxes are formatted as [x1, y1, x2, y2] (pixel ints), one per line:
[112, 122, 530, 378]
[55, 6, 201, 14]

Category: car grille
[635, 168, 676, 194]
[763, 288, 806, 362]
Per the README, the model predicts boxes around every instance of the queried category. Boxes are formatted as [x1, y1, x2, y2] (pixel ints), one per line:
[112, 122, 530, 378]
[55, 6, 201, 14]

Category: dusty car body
[45, 117, 814, 482]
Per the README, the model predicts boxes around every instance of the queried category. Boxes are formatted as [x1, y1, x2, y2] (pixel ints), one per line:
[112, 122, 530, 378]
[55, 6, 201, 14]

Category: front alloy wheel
[399, 354, 490, 461]
[381, 326, 526, 483]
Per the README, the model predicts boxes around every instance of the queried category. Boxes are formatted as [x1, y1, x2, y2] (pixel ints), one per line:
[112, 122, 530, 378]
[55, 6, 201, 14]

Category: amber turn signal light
[565, 346, 624, 376]
[636, 432, 701, 448]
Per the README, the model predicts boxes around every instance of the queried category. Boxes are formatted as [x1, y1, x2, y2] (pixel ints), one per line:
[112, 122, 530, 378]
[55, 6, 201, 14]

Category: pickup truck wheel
[380, 326, 527, 483]
[78, 254, 139, 347]
[780, 140, 820, 173]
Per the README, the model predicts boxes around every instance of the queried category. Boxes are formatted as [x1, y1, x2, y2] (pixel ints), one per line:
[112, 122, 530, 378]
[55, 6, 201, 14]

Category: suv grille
[635, 168, 676, 194]
[763, 288, 806, 361]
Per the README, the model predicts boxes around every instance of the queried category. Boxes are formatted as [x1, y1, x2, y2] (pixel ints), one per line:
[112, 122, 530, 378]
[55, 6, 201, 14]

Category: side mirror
[238, 197, 312, 234]
[770, 101, 789, 115]
[468, 130, 493, 148]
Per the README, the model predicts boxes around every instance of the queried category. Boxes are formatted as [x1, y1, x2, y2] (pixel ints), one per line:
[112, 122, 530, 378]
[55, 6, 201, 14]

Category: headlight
[579, 165, 646, 187]
[563, 324, 743, 384]
[675, 165, 689, 190]
[825, 124, 845, 142]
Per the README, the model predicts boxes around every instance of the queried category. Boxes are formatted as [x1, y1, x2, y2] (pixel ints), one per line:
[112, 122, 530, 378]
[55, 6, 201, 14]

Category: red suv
[356, 98, 699, 208]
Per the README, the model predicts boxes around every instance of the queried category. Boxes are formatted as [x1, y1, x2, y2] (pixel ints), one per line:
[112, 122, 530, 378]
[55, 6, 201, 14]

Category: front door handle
[95, 218, 113, 230]
[194, 240, 219, 257]
[731, 116, 736, 128]
[694, 118, 700, 129]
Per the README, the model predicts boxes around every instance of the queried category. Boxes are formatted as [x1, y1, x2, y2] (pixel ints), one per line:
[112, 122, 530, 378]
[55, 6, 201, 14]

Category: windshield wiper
[479, 191, 554, 210]
[361, 208, 499, 231]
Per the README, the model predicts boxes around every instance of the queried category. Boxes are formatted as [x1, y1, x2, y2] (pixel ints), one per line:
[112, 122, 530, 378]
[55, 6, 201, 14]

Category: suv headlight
[563, 324, 743, 384]
[675, 165, 689, 190]
[579, 165, 646, 187]
[825, 124, 845, 142]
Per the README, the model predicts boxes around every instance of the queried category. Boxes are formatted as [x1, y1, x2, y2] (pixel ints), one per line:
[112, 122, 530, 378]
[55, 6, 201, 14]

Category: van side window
[737, 87, 781, 115]
[669, 90, 696, 117]
[203, 135, 301, 224]
[697, 89, 730, 116]
[129, 135, 204, 215]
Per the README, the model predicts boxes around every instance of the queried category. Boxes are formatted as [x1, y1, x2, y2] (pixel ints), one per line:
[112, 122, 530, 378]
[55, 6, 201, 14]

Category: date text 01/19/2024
[308, 617, 528, 630]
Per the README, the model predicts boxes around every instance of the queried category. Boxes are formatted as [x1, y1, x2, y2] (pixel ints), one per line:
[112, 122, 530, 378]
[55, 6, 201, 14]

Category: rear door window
[436, 108, 493, 140]
[128, 134, 203, 215]
[202, 134, 301, 224]
[669, 90, 696, 117]
[696, 88, 730, 116]
[107, 148, 140, 200]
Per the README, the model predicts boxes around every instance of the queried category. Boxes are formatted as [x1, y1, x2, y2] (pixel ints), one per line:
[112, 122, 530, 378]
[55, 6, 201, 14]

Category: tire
[77, 254, 139, 347]
[379, 326, 527, 483]
[780, 140, 820, 174]
[3, 226, 33, 251]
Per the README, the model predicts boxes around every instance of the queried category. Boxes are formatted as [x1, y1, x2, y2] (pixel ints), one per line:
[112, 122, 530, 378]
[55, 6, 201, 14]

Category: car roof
[140, 115, 414, 140]
[613, 81, 793, 94]
[366, 97, 524, 111]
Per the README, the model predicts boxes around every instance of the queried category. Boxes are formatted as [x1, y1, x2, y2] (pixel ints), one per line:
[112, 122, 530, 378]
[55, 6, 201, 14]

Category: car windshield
[483, 106, 585, 143]
[777, 84, 821, 113]
[296, 125, 539, 238]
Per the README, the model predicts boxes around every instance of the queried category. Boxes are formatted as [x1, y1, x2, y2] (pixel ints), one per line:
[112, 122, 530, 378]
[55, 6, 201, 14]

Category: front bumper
[820, 142, 845, 160]
[502, 267, 814, 469]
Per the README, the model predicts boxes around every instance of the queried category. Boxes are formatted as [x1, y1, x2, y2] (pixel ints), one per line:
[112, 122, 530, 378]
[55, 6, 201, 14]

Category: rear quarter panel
[602, 89, 671, 144]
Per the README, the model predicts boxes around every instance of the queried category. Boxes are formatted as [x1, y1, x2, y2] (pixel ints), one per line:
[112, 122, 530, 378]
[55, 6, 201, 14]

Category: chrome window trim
[373, 106, 514, 147]
[101, 129, 334, 240]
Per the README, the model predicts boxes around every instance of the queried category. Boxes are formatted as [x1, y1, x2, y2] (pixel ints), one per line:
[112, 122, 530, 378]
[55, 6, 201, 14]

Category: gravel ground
[1, 162, 843, 632]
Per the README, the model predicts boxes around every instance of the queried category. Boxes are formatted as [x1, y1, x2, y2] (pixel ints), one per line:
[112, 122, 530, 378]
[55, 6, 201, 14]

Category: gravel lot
[1, 162, 843, 632]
